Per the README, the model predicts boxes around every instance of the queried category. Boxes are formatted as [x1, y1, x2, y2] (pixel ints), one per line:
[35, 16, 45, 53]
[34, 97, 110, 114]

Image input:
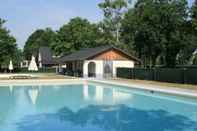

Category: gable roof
[39, 47, 57, 65]
[59, 45, 141, 63]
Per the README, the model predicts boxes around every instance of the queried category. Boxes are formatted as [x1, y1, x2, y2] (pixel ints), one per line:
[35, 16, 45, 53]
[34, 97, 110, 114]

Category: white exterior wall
[112, 60, 134, 77]
[83, 60, 134, 78]
[83, 60, 103, 79]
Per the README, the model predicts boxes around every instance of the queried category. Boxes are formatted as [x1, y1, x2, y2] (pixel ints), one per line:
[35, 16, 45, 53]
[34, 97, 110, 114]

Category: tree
[161, 0, 189, 67]
[176, 0, 197, 65]
[52, 17, 105, 56]
[24, 28, 56, 60]
[122, 0, 189, 67]
[191, 0, 197, 31]
[96, 22, 116, 45]
[0, 18, 18, 69]
[98, 0, 128, 44]
[122, 3, 163, 67]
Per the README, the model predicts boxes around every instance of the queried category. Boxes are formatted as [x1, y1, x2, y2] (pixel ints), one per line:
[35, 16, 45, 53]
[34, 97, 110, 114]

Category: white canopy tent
[9, 60, 13, 72]
[28, 56, 38, 71]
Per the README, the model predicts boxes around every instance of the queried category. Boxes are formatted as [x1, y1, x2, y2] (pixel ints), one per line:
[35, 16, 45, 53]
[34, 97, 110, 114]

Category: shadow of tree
[16, 105, 197, 131]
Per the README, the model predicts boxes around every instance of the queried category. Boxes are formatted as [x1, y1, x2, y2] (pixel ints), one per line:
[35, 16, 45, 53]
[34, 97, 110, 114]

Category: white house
[59, 45, 140, 78]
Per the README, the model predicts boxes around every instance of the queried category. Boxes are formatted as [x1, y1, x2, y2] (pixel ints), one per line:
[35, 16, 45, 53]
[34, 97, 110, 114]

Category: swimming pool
[0, 81, 197, 131]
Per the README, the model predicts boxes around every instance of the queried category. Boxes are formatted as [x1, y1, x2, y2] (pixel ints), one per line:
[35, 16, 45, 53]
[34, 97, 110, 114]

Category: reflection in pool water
[16, 105, 197, 131]
[28, 88, 38, 105]
[0, 83, 197, 131]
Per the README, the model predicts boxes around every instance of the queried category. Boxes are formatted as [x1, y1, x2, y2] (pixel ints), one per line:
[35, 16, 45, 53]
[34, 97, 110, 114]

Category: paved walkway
[0, 73, 70, 80]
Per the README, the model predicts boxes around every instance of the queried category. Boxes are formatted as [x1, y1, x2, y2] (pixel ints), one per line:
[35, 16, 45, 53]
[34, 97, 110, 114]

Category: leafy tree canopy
[122, 0, 189, 67]
[24, 28, 56, 60]
[98, 0, 128, 44]
[0, 18, 18, 68]
[191, 0, 197, 31]
[52, 17, 106, 56]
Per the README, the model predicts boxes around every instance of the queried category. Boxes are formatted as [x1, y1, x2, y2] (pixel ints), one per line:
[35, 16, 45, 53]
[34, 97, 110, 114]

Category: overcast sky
[0, 0, 195, 49]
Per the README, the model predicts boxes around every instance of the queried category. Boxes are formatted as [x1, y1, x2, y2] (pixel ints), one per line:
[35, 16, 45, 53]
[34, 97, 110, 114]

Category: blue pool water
[0, 82, 197, 131]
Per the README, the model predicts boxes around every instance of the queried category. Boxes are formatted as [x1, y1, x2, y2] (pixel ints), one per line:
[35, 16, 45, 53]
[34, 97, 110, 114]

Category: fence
[64, 69, 83, 77]
[117, 68, 197, 85]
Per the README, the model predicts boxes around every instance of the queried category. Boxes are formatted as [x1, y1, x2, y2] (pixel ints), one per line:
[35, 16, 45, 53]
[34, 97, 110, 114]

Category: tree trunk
[165, 50, 177, 68]
[116, 27, 120, 43]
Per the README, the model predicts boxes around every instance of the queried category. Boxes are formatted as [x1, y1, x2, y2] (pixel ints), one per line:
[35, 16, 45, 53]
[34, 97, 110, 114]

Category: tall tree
[24, 28, 56, 59]
[0, 18, 18, 68]
[184, 0, 197, 65]
[122, 3, 163, 67]
[52, 17, 105, 56]
[191, 0, 197, 30]
[122, 0, 189, 67]
[98, 0, 128, 44]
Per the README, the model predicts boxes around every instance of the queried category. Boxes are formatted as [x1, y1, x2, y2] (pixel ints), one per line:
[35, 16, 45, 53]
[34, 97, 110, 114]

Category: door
[103, 61, 113, 78]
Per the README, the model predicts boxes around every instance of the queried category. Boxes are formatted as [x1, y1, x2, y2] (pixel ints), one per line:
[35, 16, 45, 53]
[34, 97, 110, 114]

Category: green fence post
[154, 68, 157, 81]
[183, 68, 186, 84]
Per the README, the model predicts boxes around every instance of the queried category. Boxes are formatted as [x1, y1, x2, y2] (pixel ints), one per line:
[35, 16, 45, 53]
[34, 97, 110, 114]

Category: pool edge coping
[0, 78, 197, 98]
[0, 79, 83, 86]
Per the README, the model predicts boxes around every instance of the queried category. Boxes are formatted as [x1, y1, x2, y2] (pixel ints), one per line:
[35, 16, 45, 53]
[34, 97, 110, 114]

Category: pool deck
[0, 73, 69, 80]
[0, 76, 197, 98]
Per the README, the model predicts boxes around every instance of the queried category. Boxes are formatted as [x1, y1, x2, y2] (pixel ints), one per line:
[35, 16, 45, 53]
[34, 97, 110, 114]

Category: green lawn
[110, 78, 197, 91]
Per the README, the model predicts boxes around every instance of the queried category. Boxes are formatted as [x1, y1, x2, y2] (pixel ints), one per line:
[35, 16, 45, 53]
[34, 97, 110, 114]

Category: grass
[110, 78, 197, 91]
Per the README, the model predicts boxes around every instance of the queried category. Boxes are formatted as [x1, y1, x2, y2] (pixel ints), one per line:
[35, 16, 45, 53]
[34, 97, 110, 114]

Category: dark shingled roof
[39, 47, 57, 65]
[59, 45, 141, 63]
